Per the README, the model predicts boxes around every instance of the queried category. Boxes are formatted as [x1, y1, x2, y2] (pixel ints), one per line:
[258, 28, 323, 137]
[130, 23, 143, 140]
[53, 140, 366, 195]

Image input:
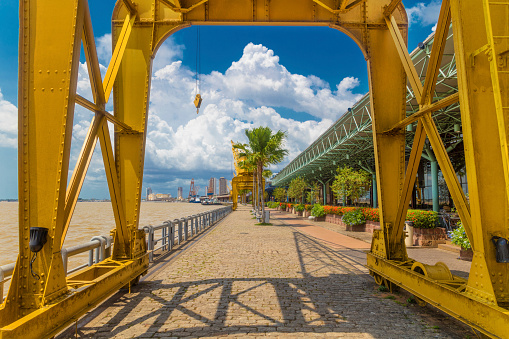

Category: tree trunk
[259, 162, 265, 223]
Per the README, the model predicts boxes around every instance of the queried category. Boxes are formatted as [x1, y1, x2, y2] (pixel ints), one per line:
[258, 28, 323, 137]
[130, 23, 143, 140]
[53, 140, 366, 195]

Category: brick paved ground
[274, 209, 472, 279]
[62, 206, 474, 338]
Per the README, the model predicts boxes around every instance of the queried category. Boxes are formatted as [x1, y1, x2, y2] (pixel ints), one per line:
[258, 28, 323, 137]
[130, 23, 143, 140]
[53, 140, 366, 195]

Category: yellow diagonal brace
[76, 95, 134, 131]
[82, 0, 105, 106]
[98, 120, 129, 253]
[393, 120, 426, 245]
[383, 0, 402, 17]
[420, 0, 451, 106]
[420, 113, 474, 248]
[384, 92, 459, 134]
[103, 12, 135, 102]
[61, 115, 104, 247]
[122, 0, 137, 14]
[386, 15, 423, 103]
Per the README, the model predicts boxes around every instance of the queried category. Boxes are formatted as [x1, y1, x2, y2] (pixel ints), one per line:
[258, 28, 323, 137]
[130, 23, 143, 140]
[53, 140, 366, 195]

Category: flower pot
[460, 248, 473, 261]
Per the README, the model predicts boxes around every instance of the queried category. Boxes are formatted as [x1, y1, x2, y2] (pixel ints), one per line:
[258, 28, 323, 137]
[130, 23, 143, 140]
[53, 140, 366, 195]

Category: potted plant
[311, 204, 326, 221]
[295, 203, 305, 216]
[407, 210, 445, 247]
[451, 222, 473, 261]
[304, 204, 313, 218]
[342, 209, 366, 231]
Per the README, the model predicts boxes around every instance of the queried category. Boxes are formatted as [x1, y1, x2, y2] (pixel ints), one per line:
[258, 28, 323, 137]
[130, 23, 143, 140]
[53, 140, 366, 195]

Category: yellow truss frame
[1, 0, 507, 338]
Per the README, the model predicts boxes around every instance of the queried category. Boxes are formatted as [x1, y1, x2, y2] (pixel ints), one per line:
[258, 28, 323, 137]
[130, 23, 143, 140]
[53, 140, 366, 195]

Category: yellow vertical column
[0, 0, 84, 324]
[112, 20, 153, 259]
[450, 0, 508, 305]
[367, 20, 408, 260]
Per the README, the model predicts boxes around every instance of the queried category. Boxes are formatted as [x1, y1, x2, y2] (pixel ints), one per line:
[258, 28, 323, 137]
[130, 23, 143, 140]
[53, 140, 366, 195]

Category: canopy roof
[272, 26, 461, 186]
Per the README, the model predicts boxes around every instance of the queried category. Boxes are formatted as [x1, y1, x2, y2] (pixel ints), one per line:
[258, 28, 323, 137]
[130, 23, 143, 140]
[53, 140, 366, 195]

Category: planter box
[314, 216, 325, 222]
[304, 211, 311, 218]
[460, 248, 473, 261]
[365, 221, 381, 233]
[413, 227, 447, 247]
[346, 223, 366, 232]
[296, 211, 303, 216]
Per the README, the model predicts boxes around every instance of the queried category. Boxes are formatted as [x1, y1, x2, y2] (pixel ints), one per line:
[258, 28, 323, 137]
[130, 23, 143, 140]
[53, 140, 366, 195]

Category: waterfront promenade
[62, 206, 473, 338]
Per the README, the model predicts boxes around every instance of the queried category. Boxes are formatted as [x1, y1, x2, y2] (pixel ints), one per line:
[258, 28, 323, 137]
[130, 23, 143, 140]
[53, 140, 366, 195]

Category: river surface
[0, 201, 224, 267]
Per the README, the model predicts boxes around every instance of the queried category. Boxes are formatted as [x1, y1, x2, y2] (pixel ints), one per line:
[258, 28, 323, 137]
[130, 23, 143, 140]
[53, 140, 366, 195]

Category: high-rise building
[177, 187, 183, 200]
[146, 187, 152, 200]
[219, 177, 228, 195]
[207, 177, 215, 195]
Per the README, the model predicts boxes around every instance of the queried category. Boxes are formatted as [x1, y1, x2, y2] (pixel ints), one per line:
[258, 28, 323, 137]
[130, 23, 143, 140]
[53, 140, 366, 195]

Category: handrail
[1, 205, 233, 301]
[142, 205, 233, 263]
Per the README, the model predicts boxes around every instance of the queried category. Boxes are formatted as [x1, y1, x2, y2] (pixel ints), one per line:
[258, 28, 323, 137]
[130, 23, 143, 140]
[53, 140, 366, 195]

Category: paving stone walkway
[62, 206, 474, 338]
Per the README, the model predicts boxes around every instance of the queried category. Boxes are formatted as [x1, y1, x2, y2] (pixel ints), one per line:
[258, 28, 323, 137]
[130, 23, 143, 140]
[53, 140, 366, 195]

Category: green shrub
[295, 203, 305, 212]
[266, 201, 278, 208]
[406, 210, 438, 229]
[451, 222, 471, 250]
[279, 202, 287, 209]
[311, 204, 325, 217]
[304, 204, 313, 211]
[342, 209, 366, 226]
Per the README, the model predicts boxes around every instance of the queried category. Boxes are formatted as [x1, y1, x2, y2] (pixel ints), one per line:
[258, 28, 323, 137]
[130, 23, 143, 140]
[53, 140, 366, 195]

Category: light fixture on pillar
[345, 154, 350, 160]
[29, 227, 49, 280]
[348, 107, 352, 112]
[358, 160, 362, 166]
[454, 123, 461, 133]
[418, 42, 425, 50]
[407, 123, 414, 132]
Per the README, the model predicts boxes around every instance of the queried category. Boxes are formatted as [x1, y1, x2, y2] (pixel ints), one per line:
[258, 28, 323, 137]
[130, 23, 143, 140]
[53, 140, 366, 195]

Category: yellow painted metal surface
[2, 0, 508, 337]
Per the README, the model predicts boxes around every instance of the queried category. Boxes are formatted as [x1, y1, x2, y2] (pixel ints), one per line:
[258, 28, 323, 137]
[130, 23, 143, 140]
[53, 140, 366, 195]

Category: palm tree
[234, 127, 288, 223]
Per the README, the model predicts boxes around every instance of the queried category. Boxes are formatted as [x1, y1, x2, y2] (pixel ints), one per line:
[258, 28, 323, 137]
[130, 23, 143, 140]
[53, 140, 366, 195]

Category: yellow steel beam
[450, 0, 509, 306]
[420, 0, 451, 105]
[482, 0, 509, 206]
[0, 257, 147, 339]
[384, 92, 459, 134]
[61, 115, 104, 246]
[367, 254, 509, 339]
[122, 0, 137, 15]
[392, 120, 426, 246]
[383, 0, 402, 17]
[1, 0, 86, 327]
[385, 15, 423, 103]
[82, 0, 105, 106]
[367, 11, 408, 262]
[103, 12, 135, 102]
[76, 95, 134, 131]
[98, 120, 130, 257]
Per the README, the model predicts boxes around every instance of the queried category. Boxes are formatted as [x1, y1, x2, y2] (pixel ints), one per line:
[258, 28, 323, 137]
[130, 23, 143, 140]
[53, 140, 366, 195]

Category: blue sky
[0, 1, 441, 199]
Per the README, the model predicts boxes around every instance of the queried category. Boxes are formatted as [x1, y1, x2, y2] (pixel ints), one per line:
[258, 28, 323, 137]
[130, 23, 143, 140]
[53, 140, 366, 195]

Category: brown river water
[0, 201, 224, 267]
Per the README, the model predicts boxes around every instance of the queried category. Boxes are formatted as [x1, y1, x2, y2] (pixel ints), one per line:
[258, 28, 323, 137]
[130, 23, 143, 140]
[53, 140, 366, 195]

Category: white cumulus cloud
[0, 89, 18, 148]
[406, 1, 441, 27]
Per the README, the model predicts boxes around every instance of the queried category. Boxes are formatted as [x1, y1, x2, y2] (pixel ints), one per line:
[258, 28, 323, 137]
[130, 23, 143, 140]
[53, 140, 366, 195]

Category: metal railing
[0, 205, 233, 301]
[143, 205, 232, 262]
[0, 235, 111, 302]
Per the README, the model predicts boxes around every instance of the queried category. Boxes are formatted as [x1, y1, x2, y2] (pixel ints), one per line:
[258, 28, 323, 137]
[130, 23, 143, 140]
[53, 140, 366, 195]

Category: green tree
[233, 127, 288, 223]
[288, 176, 307, 203]
[274, 187, 287, 202]
[306, 182, 320, 204]
[331, 166, 371, 205]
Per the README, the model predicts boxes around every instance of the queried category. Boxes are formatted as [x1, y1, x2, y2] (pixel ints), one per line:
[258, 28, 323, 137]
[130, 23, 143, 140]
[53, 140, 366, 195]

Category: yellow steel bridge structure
[0, 0, 508, 338]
